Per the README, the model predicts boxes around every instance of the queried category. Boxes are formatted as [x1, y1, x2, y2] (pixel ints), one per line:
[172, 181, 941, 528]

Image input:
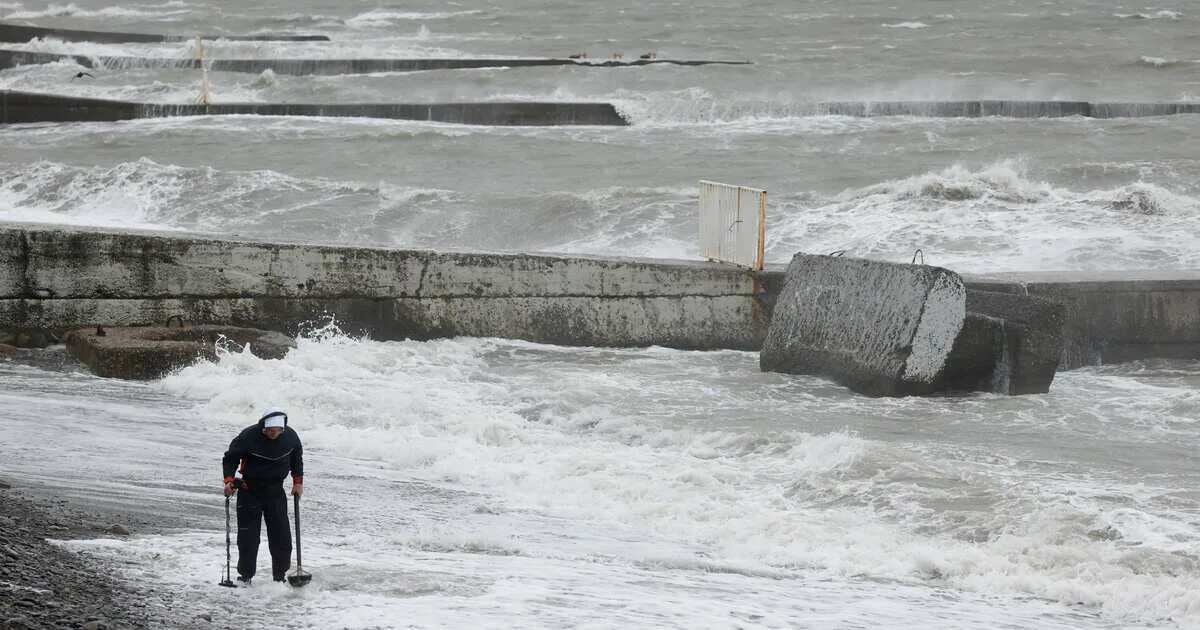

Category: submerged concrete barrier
[0, 21, 328, 43]
[63, 324, 294, 379]
[0, 223, 769, 351]
[0, 49, 749, 75]
[0, 90, 628, 126]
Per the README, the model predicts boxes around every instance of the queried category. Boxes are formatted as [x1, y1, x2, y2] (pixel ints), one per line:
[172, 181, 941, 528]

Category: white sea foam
[0, 159, 185, 230]
[1115, 10, 1182, 20]
[140, 334, 1200, 625]
[0, 158, 374, 233]
[882, 21, 930, 29]
[250, 68, 277, 87]
[1100, 182, 1199, 216]
[345, 9, 484, 27]
[1139, 56, 1180, 68]
[768, 160, 1200, 271]
[4, 2, 191, 19]
[612, 88, 851, 127]
[2, 334, 1198, 627]
[611, 87, 1106, 128]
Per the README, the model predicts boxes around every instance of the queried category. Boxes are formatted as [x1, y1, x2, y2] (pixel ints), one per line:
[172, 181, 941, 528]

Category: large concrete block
[760, 254, 967, 396]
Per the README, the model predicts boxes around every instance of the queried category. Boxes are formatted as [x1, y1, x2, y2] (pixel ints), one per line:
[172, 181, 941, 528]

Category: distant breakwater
[0, 21, 327, 43]
[0, 49, 749, 76]
[4, 90, 1196, 127]
[807, 100, 1200, 118]
[0, 90, 629, 126]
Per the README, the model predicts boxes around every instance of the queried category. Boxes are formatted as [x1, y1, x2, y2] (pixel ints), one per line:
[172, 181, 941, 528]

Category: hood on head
[258, 406, 288, 432]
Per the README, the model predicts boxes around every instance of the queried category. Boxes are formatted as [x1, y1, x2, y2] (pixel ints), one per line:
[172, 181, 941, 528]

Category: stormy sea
[1, 1, 1199, 628]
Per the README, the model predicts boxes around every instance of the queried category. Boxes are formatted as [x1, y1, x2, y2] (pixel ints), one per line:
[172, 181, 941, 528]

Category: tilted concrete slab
[759, 255, 1069, 396]
[759, 254, 968, 396]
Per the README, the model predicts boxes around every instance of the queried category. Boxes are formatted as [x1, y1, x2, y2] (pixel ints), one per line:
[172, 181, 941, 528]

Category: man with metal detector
[220, 406, 309, 586]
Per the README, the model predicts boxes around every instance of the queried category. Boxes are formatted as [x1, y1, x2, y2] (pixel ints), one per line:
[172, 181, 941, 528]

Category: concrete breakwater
[0, 20, 328, 43]
[0, 49, 749, 75]
[0, 223, 771, 350]
[809, 101, 1200, 118]
[3, 90, 1194, 127]
[1, 223, 1195, 374]
[0, 90, 629, 126]
[966, 271, 1200, 369]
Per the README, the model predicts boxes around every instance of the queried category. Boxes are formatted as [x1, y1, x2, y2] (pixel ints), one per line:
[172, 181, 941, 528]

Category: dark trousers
[236, 484, 292, 579]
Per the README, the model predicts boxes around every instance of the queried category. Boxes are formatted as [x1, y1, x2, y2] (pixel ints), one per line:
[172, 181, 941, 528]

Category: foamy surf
[767, 160, 1200, 271]
[0, 332, 1189, 626]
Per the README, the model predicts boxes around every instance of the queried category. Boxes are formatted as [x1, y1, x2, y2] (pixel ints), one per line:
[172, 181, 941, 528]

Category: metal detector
[219, 495, 237, 587]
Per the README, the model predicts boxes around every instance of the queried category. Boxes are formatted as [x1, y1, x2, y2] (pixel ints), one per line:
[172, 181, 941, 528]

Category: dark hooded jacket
[222, 413, 304, 488]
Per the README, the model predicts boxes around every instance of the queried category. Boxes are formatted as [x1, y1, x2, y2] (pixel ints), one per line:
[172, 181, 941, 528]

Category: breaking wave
[1100, 182, 1199, 216]
[345, 9, 485, 27]
[0, 158, 374, 232]
[1115, 10, 1182, 20]
[847, 160, 1055, 203]
[768, 160, 1200, 271]
[1138, 56, 1189, 69]
[4, 2, 191, 19]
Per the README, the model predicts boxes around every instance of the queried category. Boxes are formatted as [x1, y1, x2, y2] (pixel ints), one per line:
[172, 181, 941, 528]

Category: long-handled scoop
[287, 494, 313, 587]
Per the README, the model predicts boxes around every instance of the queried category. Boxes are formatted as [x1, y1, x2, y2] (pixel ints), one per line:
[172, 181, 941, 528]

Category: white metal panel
[699, 180, 766, 270]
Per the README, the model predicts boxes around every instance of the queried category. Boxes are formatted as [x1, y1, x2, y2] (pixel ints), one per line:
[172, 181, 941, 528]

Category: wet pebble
[0, 492, 167, 629]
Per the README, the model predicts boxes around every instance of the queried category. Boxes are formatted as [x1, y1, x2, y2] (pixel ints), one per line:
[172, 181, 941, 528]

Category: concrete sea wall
[0, 223, 769, 350]
[5, 90, 1198, 126]
[965, 271, 1200, 368]
[0, 90, 628, 126]
[0, 49, 748, 75]
[809, 101, 1200, 118]
[0, 21, 327, 43]
[0, 224, 1195, 368]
